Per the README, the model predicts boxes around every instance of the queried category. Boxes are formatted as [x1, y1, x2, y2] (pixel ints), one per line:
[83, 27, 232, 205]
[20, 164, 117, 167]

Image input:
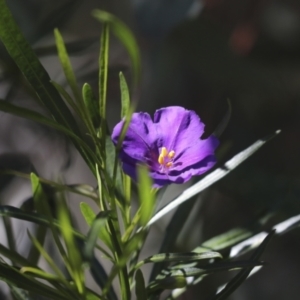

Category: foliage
[0, 1, 292, 300]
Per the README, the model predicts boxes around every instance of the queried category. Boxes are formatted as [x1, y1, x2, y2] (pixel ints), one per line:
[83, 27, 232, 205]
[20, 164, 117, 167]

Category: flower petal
[154, 106, 205, 153]
[172, 135, 219, 171]
[112, 106, 219, 188]
[150, 154, 217, 187]
[112, 112, 158, 162]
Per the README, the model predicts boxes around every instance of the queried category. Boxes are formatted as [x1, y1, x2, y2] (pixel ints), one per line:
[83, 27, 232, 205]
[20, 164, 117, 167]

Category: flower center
[158, 147, 175, 170]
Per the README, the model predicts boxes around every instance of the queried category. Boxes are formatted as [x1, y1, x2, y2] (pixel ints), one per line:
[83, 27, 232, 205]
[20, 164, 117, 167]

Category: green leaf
[86, 293, 104, 300]
[51, 80, 81, 117]
[0, 262, 69, 300]
[98, 22, 109, 145]
[82, 83, 100, 127]
[5, 170, 98, 200]
[0, 205, 54, 227]
[0, 205, 93, 245]
[57, 195, 85, 295]
[83, 211, 110, 262]
[150, 195, 198, 282]
[90, 257, 118, 300]
[105, 136, 123, 194]
[3, 216, 15, 252]
[54, 28, 81, 102]
[201, 228, 253, 251]
[212, 230, 275, 300]
[0, 0, 79, 132]
[80, 202, 113, 252]
[80, 202, 96, 227]
[30, 173, 45, 210]
[27, 225, 47, 266]
[9, 285, 30, 300]
[20, 267, 63, 282]
[148, 130, 281, 227]
[29, 173, 68, 265]
[0, 0, 99, 174]
[0, 243, 35, 267]
[138, 251, 222, 268]
[119, 72, 130, 118]
[93, 10, 141, 85]
[148, 276, 187, 293]
[27, 231, 67, 282]
[137, 165, 154, 226]
[135, 269, 147, 300]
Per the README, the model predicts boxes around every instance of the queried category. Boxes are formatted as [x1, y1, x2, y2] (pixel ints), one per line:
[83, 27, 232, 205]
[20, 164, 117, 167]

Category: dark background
[1, 0, 300, 299]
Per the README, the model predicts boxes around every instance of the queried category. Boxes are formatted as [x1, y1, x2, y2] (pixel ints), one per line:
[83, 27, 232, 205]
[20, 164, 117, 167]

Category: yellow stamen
[158, 147, 176, 168]
[161, 147, 168, 157]
[158, 154, 165, 165]
[165, 162, 173, 168]
[168, 150, 175, 159]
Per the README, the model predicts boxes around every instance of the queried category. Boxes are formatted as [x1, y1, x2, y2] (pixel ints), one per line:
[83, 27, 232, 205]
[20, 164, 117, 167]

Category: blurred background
[1, 0, 300, 299]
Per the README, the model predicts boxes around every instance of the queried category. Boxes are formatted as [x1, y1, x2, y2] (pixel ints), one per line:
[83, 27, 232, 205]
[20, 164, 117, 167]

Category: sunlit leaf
[150, 195, 198, 282]
[137, 164, 155, 226]
[213, 230, 275, 300]
[57, 195, 85, 295]
[137, 251, 222, 269]
[119, 72, 130, 118]
[54, 28, 81, 102]
[202, 228, 252, 251]
[148, 130, 281, 226]
[98, 21, 109, 149]
[93, 10, 141, 85]
[82, 82, 100, 127]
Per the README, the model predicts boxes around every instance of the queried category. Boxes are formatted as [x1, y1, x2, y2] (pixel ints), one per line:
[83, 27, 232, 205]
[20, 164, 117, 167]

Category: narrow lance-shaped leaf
[0, 262, 69, 300]
[27, 231, 67, 283]
[8, 285, 30, 300]
[0, 243, 35, 268]
[0, 0, 79, 132]
[135, 251, 222, 271]
[149, 195, 198, 282]
[213, 230, 275, 300]
[168, 230, 275, 299]
[0, 205, 87, 241]
[135, 269, 147, 300]
[0, 0, 97, 174]
[106, 136, 123, 194]
[147, 130, 281, 227]
[119, 72, 130, 118]
[83, 211, 110, 262]
[57, 196, 85, 295]
[80, 202, 113, 253]
[93, 10, 141, 85]
[90, 256, 118, 300]
[137, 164, 155, 226]
[98, 22, 109, 154]
[51, 80, 81, 118]
[54, 28, 81, 102]
[82, 83, 100, 127]
[202, 228, 253, 252]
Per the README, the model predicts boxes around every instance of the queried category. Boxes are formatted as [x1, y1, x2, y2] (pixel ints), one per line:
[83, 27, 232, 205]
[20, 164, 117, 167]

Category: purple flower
[112, 106, 219, 187]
